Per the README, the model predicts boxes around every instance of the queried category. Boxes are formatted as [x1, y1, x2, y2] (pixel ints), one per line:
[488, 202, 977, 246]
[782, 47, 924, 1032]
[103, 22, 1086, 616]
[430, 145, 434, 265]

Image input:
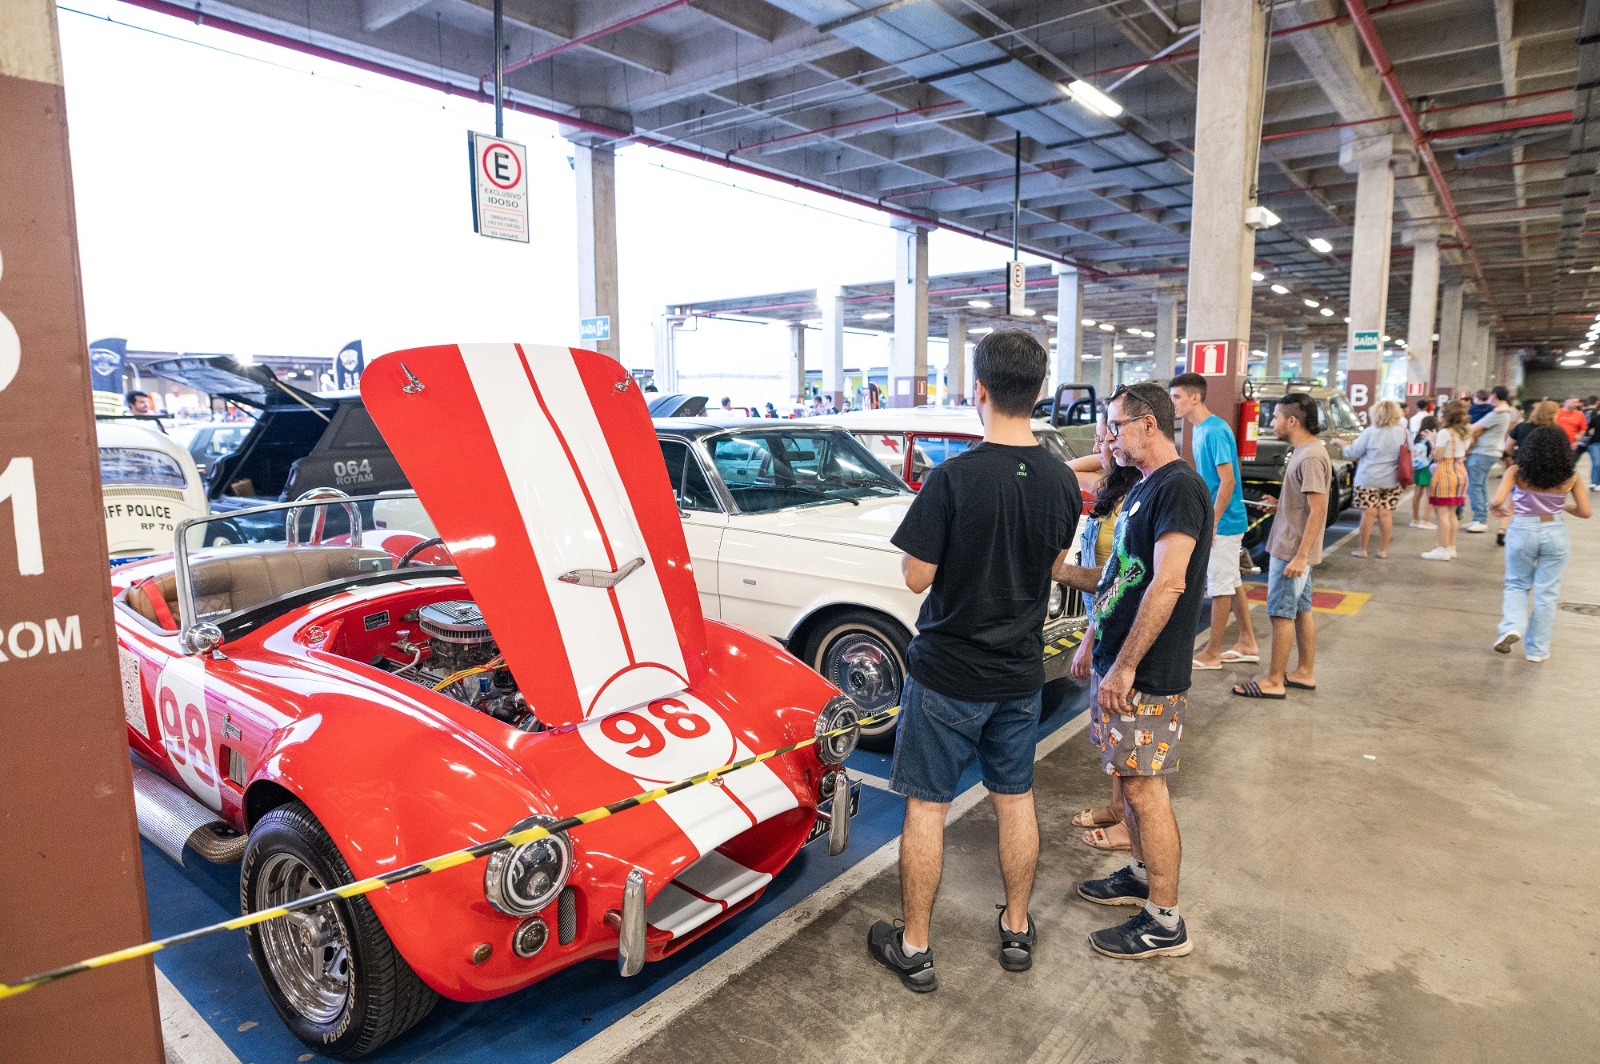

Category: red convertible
[113, 344, 860, 1057]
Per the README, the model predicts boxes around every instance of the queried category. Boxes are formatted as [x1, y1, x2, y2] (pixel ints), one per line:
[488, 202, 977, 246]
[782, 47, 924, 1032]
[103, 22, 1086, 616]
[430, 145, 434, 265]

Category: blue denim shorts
[1265, 554, 1313, 619]
[889, 675, 1041, 803]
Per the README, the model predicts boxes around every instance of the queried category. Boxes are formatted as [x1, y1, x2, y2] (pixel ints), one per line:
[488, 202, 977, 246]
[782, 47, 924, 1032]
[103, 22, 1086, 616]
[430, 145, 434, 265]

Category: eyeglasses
[1105, 413, 1151, 438]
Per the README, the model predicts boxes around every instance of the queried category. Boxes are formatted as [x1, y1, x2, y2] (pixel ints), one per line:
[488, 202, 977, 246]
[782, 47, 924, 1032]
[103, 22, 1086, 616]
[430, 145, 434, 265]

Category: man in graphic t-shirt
[1054, 382, 1211, 960]
[1170, 373, 1259, 669]
[867, 330, 1080, 992]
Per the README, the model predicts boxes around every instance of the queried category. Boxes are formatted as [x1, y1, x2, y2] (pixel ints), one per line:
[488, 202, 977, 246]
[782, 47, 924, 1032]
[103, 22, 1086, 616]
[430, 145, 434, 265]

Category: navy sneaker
[1089, 908, 1193, 959]
[995, 905, 1036, 972]
[1076, 866, 1149, 907]
[867, 920, 937, 992]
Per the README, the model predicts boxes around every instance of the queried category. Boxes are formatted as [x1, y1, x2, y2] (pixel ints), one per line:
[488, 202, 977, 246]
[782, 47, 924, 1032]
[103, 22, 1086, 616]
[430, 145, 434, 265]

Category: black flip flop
[1285, 680, 1317, 691]
[1231, 681, 1286, 700]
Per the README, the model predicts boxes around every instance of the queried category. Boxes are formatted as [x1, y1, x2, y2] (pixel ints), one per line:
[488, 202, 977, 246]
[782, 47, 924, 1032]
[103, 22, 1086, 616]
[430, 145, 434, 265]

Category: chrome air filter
[417, 600, 492, 646]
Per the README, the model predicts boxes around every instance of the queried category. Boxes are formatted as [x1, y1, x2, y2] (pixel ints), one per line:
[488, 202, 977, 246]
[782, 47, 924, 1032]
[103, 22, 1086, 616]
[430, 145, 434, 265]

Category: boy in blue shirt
[1171, 373, 1260, 667]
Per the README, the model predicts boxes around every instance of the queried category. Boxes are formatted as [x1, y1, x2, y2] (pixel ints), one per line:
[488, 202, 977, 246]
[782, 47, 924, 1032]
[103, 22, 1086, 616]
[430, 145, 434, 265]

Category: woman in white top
[1345, 400, 1410, 558]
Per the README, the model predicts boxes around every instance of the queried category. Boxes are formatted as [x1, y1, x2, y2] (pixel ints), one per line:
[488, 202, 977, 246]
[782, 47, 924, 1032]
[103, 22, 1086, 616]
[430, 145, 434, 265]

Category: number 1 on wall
[0, 456, 43, 576]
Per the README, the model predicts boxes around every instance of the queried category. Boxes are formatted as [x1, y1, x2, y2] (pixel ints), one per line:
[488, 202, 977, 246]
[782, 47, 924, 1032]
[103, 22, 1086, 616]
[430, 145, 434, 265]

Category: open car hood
[362, 344, 708, 729]
[143, 355, 332, 411]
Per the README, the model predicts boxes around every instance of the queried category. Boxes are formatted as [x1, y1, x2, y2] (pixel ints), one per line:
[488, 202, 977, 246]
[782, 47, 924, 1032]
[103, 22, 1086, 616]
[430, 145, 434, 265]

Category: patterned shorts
[1088, 672, 1184, 777]
[1354, 485, 1404, 510]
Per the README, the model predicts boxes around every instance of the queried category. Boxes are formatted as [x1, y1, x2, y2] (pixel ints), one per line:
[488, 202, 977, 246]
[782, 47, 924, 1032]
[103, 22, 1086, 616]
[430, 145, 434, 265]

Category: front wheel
[805, 611, 910, 752]
[240, 802, 438, 1059]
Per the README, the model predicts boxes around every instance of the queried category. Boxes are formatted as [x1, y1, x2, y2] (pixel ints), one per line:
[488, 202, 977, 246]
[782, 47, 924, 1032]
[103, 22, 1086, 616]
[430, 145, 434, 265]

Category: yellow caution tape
[0, 704, 899, 1002]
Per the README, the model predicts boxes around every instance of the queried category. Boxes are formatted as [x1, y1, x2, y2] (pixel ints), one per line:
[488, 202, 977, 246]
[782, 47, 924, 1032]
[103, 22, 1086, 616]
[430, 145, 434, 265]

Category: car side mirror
[180, 622, 223, 657]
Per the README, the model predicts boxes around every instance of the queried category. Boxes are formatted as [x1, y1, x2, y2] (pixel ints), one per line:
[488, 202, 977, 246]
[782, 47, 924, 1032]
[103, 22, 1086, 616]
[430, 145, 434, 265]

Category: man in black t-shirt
[1054, 381, 1210, 961]
[866, 331, 1079, 993]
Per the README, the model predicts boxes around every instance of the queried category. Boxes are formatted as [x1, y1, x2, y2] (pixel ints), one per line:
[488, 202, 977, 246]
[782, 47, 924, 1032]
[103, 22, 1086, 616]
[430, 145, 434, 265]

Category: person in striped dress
[1423, 400, 1471, 561]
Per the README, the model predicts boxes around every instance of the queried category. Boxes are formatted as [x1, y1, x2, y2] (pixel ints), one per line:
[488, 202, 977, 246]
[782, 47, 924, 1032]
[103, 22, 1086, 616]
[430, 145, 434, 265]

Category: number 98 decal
[155, 656, 222, 812]
[580, 695, 736, 784]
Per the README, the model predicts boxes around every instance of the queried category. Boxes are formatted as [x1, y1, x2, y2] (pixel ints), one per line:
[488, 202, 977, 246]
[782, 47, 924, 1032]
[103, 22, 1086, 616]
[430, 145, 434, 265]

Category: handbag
[1396, 435, 1415, 487]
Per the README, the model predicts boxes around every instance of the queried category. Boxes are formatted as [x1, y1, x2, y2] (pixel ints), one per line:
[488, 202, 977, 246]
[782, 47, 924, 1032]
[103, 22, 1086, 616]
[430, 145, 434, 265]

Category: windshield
[100, 447, 188, 489]
[706, 429, 909, 513]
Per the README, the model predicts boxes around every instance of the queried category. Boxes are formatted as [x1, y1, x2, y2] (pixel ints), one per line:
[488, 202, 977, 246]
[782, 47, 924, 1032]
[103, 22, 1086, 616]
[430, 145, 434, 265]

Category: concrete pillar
[1265, 328, 1283, 380]
[1098, 332, 1117, 398]
[1052, 264, 1085, 390]
[1342, 135, 1397, 424]
[1154, 290, 1178, 380]
[947, 312, 969, 405]
[1459, 302, 1481, 397]
[818, 285, 844, 409]
[1182, 0, 1267, 443]
[1404, 229, 1440, 407]
[654, 311, 679, 391]
[789, 323, 807, 405]
[1329, 345, 1343, 387]
[1435, 282, 1464, 396]
[1300, 339, 1317, 382]
[573, 143, 621, 360]
[891, 223, 930, 407]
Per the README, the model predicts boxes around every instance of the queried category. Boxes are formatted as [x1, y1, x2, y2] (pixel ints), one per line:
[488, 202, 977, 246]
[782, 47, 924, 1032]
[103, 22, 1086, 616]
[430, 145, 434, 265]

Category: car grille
[557, 887, 577, 945]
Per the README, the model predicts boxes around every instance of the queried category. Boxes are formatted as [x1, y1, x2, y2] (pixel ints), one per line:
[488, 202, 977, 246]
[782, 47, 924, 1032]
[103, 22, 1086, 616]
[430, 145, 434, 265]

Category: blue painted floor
[146, 679, 1092, 1063]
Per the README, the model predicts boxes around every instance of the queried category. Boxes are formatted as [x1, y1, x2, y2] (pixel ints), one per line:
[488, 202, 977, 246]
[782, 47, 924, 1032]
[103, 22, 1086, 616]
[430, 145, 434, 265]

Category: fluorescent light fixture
[1320, 307, 1335, 317]
[1244, 205, 1281, 230]
[1114, 345, 1125, 353]
[1141, 330, 1156, 338]
[1064, 80, 1123, 118]
[1126, 326, 1142, 334]
[970, 326, 994, 335]
[237, 353, 255, 365]
[1309, 237, 1334, 254]
[1432, 333, 1440, 341]
[861, 311, 891, 320]
[1560, 358, 1585, 367]
[1582, 341, 1594, 350]
[968, 299, 991, 308]
[1043, 313, 1059, 322]
[1017, 307, 1037, 316]
[1382, 335, 1391, 342]
[1099, 323, 1116, 332]
[1250, 271, 1265, 282]
[1343, 316, 1351, 323]
[1271, 284, 1290, 295]
[1081, 318, 1096, 326]
[1304, 299, 1320, 308]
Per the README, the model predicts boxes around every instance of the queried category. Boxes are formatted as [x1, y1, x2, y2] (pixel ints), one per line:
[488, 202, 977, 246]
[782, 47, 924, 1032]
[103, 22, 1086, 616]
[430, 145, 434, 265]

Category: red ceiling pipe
[503, 0, 691, 75]
[1426, 112, 1575, 142]
[117, 0, 1107, 278]
[1341, 0, 1494, 308]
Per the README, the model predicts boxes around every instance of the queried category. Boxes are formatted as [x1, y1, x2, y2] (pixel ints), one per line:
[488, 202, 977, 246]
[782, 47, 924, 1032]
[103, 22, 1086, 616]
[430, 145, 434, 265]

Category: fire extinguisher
[1237, 380, 1260, 460]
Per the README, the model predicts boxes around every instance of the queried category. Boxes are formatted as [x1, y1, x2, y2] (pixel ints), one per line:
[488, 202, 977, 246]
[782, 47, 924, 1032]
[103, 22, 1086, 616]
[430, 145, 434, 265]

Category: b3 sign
[1188, 339, 1231, 376]
[469, 132, 529, 243]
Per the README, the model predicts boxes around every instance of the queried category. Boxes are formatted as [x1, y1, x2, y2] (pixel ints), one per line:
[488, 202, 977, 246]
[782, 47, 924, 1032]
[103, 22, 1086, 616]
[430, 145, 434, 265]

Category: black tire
[804, 610, 910, 752]
[240, 802, 438, 1059]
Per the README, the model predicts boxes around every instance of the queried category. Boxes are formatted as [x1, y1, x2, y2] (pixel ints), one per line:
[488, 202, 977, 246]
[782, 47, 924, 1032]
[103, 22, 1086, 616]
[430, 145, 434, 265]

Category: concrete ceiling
[125, 0, 1597, 360]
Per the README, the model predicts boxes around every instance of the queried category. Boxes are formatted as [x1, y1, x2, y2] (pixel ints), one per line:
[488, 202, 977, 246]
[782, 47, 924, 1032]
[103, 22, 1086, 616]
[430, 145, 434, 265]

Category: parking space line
[557, 708, 1091, 1064]
[159, 967, 243, 1064]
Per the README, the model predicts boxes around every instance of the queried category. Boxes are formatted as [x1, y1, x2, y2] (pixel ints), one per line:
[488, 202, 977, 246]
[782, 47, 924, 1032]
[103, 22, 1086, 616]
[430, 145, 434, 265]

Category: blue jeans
[1499, 516, 1571, 658]
[1265, 554, 1313, 619]
[889, 676, 1040, 803]
[1465, 452, 1497, 524]
[1587, 442, 1600, 487]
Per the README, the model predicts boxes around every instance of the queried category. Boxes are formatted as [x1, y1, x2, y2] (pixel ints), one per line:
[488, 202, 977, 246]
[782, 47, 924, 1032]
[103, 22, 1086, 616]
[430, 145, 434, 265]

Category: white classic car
[375, 418, 1081, 749]
[97, 418, 211, 564]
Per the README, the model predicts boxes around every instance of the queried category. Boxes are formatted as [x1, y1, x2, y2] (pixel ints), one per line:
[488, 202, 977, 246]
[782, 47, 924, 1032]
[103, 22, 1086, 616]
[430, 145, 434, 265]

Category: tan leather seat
[124, 547, 393, 629]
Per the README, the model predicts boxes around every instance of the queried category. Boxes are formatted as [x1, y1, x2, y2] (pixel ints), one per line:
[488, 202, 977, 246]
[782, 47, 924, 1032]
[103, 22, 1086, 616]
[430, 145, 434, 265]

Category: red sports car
[113, 344, 860, 1057]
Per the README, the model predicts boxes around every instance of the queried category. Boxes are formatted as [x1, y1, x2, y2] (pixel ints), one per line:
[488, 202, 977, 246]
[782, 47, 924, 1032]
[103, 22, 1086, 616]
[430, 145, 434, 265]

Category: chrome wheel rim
[254, 853, 353, 1025]
[823, 632, 902, 719]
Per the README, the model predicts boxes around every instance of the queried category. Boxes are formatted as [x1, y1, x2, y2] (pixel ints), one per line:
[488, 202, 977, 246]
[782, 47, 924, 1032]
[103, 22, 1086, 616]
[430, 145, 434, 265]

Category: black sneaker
[1076, 866, 1149, 907]
[995, 905, 1036, 972]
[867, 920, 937, 992]
[1089, 908, 1193, 959]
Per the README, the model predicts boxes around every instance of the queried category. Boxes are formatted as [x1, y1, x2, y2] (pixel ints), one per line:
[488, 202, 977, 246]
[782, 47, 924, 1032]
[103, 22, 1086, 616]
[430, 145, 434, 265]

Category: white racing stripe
[676, 850, 771, 905]
[524, 348, 688, 691]
[645, 883, 722, 939]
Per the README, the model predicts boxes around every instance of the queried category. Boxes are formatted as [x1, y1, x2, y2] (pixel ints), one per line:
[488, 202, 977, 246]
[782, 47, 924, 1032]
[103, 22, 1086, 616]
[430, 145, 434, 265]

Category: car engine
[394, 600, 534, 728]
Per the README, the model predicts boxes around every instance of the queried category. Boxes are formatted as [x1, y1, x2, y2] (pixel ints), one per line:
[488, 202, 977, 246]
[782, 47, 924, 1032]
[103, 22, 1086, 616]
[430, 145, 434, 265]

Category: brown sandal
[1070, 807, 1118, 829]
[1082, 824, 1131, 852]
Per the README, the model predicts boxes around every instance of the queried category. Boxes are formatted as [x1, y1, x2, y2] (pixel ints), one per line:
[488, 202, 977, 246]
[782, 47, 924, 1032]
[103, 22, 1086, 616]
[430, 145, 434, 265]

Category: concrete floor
[608, 489, 1600, 1064]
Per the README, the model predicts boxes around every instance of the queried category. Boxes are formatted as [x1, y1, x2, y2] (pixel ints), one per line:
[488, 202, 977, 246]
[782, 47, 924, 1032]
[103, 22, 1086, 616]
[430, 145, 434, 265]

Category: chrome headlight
[1047, 582, 1066, 619]
[484, 816, 572, 917]
[815, 694, 861, 765]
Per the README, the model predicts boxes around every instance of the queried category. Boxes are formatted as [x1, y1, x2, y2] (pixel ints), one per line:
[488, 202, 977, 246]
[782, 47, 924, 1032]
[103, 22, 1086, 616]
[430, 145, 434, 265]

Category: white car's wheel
[806, 611, 909, 752]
